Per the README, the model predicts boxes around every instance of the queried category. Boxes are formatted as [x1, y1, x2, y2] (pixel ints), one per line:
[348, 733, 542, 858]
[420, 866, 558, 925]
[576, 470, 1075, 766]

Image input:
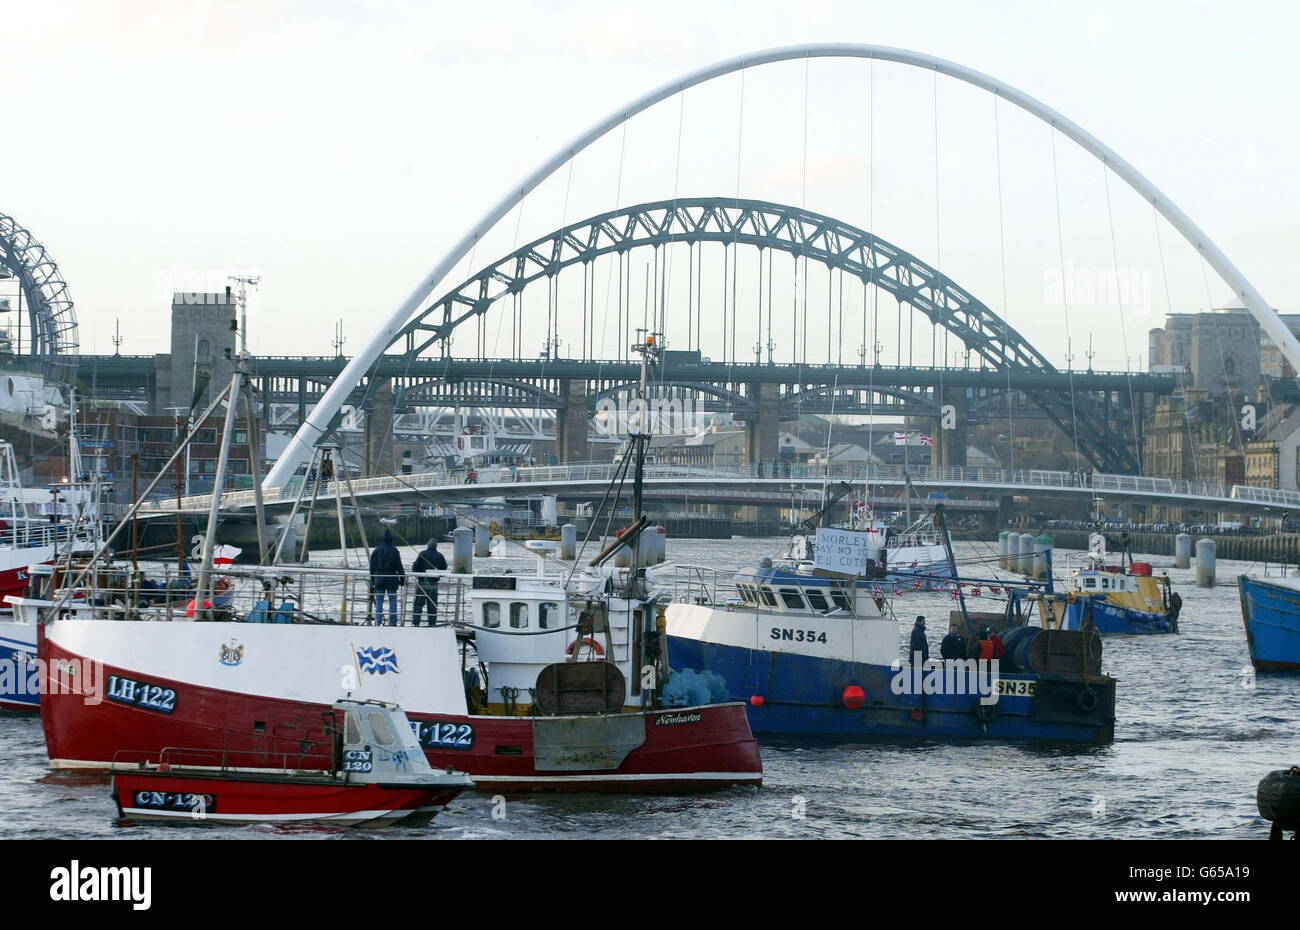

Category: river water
[1, 537, 1296, 839]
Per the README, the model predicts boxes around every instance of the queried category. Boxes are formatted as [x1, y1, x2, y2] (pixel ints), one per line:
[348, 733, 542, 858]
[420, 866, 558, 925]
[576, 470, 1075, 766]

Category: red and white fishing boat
[110, 699, 473, 825]
[31, 566, 760, 790]
[25, 329, 761, 792]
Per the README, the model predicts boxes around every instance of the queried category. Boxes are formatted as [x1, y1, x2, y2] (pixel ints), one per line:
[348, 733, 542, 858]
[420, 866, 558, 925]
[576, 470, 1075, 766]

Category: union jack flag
[971, 586, 981, 597]
[871, 584, 883, 597]
[912, 579, 923, 590]
[990, 586, 1002, 595]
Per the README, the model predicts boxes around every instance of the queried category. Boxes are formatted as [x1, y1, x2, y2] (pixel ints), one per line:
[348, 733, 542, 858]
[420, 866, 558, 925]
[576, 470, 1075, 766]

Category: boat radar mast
[627, 330, 659, 567]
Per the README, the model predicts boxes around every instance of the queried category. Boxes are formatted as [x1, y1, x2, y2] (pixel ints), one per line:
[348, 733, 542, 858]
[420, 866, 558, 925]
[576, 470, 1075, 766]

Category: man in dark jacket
[910, 615, 929, 664]
[411, 539, 447, 627]
[940, 622, 966, 661]
[369, 529, 405, 625]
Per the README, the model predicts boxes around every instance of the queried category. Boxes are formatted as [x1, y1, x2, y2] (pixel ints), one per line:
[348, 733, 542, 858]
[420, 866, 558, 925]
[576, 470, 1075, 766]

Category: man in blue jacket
[368, 529, 405, 625]
[910, 615, 930, 664]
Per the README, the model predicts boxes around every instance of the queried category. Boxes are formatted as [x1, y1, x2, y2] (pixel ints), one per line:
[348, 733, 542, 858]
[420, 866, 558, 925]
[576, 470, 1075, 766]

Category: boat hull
[666, 635, 1115, 743]
[1238, 575, 1300, 672]
[110, 770, 466, 826]
[39, 622, 762, 792]
[1064, 598, 1173, 635]
[0, 620, 38, 712]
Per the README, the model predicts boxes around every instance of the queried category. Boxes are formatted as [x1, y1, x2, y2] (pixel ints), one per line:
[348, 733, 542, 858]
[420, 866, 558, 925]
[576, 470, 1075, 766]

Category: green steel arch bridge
[78, 197, 1174, 473]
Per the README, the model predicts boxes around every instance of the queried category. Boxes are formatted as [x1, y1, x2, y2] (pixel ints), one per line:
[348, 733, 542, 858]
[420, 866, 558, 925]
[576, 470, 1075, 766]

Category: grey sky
[3, 0, 1296, 371]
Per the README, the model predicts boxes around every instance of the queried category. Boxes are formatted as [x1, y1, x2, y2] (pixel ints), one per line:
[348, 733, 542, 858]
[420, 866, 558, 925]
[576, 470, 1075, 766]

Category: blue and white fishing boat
[665, 505, 1116, 743]
[1238, 574, 1300, 672]
[0, 424, 106, 712]
[1058, 533, 1180, 635]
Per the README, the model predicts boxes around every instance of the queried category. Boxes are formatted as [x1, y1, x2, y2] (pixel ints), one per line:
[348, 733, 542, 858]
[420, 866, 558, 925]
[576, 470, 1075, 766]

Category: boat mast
[935, 502, 972, 635]
[194, 275, 259, 617]
[629, 330, 658, 571]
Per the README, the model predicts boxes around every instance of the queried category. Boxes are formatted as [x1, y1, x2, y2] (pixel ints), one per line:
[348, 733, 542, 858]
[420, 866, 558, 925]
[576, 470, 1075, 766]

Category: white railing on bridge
[135, 460, 1281, 514]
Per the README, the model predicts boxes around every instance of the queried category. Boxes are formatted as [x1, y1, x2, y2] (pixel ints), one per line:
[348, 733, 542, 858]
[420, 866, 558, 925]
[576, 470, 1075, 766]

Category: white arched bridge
[141, 463, 1300, 519]
[263, 43, 1300, 491]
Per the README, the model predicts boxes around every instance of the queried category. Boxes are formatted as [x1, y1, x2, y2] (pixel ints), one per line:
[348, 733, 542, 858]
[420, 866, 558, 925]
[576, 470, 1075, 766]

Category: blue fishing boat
[1059, 533, 1180, 635]
[1238, 575, 1300, 672]
[665, 505, 1116, 743]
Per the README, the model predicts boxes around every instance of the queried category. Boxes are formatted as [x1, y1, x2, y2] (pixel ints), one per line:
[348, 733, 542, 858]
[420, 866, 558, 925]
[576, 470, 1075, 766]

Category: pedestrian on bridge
[411, 539, 447, 627]
[368, 529, 405, 625]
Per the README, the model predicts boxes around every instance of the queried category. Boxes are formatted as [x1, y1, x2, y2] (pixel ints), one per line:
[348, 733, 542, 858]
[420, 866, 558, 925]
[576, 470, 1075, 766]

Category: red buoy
[842, 685, 866, 710]
[749, 695, 765, 707]
[910, 707, 925, 721]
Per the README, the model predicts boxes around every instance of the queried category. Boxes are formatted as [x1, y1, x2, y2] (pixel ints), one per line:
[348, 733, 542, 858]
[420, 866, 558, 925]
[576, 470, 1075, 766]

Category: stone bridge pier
[745, 381, 780, 465]
[935, 386, 969, 469]
[557, 379, 590, 464]
[363, 378, 397, 476]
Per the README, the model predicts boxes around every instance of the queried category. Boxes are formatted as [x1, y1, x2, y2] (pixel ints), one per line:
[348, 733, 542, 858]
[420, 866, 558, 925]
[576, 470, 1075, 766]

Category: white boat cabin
[466, 541, 649, 713]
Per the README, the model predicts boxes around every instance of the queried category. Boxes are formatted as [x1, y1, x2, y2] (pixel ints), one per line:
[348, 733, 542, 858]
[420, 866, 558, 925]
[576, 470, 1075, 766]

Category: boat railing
[670, 564, 738, 607]
[57, 561, 482, 629]
[111, 742, 337, 777]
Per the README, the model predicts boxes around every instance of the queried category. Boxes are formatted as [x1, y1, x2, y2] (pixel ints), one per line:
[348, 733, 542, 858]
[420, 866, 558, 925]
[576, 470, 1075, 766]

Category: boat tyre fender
[565, 636, 604, 662]
[1077, 686, 1098, 713]
[1257, 766, 1300, 833]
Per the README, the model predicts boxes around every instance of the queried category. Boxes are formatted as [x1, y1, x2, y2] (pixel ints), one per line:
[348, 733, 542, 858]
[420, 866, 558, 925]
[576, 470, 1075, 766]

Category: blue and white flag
[356, 646, 400, 675]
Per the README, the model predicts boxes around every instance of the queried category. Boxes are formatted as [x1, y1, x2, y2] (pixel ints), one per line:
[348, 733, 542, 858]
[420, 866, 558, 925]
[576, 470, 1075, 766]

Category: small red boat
[109, 699, 474, 826]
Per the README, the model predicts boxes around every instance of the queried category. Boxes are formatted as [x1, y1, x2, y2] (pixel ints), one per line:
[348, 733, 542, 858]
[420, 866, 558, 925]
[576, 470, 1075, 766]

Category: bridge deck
[135, 462, 1294, 517]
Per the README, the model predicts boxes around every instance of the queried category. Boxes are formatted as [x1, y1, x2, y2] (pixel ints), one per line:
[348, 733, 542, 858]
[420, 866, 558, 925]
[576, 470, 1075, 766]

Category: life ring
[1076, 686, 1098, 713]
[565, 636, 604, 662]
[185, 599, 213, 618]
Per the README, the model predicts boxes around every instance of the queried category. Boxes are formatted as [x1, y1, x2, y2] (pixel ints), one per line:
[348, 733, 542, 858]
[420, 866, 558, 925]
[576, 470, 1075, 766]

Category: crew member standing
[910, 615, 930, 664]
[411, 539, 447, 627]
[940, 622, 966, 661]
[368, 529, 405, 626]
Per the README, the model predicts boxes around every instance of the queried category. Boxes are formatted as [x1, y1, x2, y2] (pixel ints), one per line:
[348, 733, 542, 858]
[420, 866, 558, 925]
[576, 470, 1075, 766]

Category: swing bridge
[137, 459, 1300, 520]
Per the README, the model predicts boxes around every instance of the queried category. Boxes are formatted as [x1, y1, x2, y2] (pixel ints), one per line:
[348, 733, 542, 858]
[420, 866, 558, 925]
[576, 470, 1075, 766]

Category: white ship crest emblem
[219, 639, 245, 667]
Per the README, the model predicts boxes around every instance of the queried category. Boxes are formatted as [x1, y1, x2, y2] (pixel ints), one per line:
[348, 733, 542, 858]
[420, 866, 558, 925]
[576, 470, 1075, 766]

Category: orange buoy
[842, 685, 866, 710]
[749, 695, 765, 707]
